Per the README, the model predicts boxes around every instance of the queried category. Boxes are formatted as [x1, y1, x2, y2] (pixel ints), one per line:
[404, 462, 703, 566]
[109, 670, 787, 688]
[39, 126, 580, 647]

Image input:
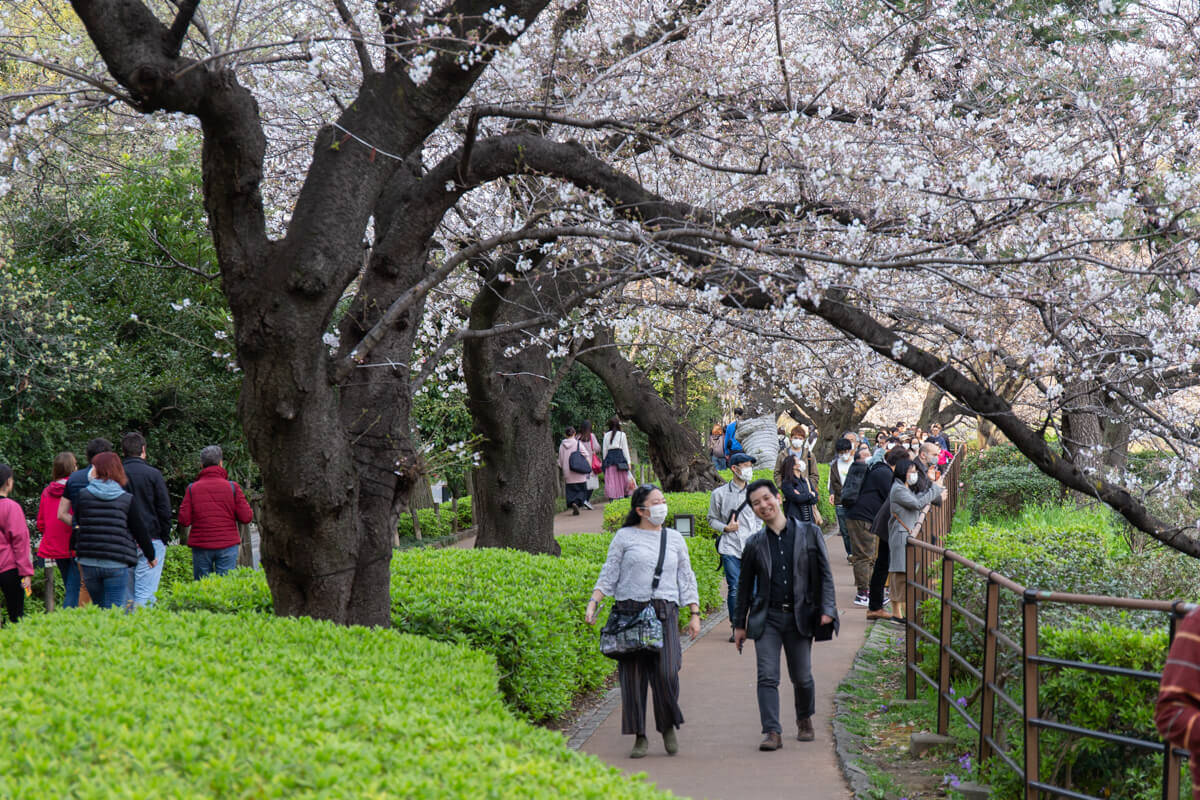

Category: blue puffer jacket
[72, 489, 155, 566]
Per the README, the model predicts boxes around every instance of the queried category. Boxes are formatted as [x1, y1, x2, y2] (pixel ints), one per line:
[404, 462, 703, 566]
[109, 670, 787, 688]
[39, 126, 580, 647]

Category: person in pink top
[0, 463, 34, 623]
[36, 452, 81, 608]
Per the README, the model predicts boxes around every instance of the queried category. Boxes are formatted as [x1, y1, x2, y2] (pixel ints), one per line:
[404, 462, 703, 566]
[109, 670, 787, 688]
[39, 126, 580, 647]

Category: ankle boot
[662, 727, 678, 755]
[797, 717, 815, 741]
[630, 735, 649, 758]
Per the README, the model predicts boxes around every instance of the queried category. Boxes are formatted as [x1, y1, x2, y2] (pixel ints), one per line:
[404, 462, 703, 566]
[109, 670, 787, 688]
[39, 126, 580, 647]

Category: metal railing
[902, 446, 1194, 800]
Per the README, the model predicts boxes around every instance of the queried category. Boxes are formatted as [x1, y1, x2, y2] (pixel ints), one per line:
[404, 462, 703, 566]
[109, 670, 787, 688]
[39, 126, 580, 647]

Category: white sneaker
[582, 500, 594, 510]
[853, 593, 869, 606]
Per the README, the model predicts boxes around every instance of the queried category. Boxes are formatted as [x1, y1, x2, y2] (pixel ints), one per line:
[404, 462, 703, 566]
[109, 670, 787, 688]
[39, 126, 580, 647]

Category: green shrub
[558, 532, 725, 627]
[961, 443, 1029, 482]
[396, 497, 473, 541]
[603, 492, 720, 540]
[968, 464, 1062, 520]
[0, 611, 670, 798]
[161, 550, 615, 721]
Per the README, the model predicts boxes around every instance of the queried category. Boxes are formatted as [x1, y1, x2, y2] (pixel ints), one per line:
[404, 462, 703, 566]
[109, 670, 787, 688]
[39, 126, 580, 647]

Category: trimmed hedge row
[0, 611, 671, 798]
[396, 497, 474, 541]
[162, 549, 614, 721]
[558, 532, 725, 628]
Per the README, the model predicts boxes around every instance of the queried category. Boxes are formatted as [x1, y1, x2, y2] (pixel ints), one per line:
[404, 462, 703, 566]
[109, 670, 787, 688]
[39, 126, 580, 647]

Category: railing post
[1023, 591, 1040, 800]
[980, 578, 999, 763]
[1163, 610, 1183, 800]
[937, 555, 954, 735]
[906, 537, 917, 700]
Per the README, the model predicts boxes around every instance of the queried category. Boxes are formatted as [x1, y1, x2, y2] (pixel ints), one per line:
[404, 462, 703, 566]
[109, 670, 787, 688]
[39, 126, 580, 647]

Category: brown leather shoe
[759, 732, 782, 751]
[797, 717, 815, 742]
[865, 609, 890, 620]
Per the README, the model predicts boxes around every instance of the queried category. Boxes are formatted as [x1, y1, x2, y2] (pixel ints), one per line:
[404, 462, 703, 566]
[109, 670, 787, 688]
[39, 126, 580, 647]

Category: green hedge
[396, 497, 474, 541]
[162, 549, 615, 721]
[558, 532, 725, 628]
[0, 611, 671, 798]
[967, 463, 1062, 520]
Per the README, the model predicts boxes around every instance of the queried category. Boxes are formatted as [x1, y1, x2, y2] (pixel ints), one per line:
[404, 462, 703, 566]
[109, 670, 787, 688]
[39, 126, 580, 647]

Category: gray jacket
[707, 481, 760, 558]
[886, 481, 943, 573]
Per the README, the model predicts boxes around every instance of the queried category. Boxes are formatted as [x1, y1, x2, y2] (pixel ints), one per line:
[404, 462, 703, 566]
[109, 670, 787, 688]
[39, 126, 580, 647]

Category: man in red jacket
[178, 445, 253, 580]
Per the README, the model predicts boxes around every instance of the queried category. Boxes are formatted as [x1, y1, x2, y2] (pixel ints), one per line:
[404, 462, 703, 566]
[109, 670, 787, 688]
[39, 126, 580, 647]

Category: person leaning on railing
[886, 458, 943, 624]
[1155, 607, 1200, 799]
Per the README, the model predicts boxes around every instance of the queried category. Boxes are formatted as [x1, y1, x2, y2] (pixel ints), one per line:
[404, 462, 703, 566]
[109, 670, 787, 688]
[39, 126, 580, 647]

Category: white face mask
[646, 503, 669, 525]
[839, 453, 851, 462]
[794, 461, 807, 474]
[790, 438, 804, 449]
[738, 467, 754, 482]
[907, 472, 919, 486]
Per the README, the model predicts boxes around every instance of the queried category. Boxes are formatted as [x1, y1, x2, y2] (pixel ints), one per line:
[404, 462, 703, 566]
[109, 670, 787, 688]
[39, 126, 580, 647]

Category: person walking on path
[733, 479, 837, 751]
[585, 485, 701, 759]
[709, 424, 728, 471]
[578, 420, 602, 510]
[558, 426, 592, 516]
[178, 445, 253, 580]
[827, 438, 854, 559]
[845, 446, 892, 607]
[886, 458, 943, 623]
[121, 432, 173, 608]
[865, 446, 909, 621]
[0, 464, 34, 623]
[708, 452, 761, 642]
[72, 452, 156, 610]
[601, 417, 634, 501]
[779, 454, 816, 523]
[36, 452, 81, 608]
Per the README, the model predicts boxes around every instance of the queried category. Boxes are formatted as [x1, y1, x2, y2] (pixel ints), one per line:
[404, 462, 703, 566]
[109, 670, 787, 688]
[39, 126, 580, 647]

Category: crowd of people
[557, 417, 635, 514]
[586, 414, 956, 758]
[0, 434, 253, 621]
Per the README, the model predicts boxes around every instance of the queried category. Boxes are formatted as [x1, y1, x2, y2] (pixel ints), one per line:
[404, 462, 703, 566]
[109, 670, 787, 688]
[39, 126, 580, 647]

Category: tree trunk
[578, 328, 719, 491]
[462, 270, 561, 555]
[790, 392, 874, 462]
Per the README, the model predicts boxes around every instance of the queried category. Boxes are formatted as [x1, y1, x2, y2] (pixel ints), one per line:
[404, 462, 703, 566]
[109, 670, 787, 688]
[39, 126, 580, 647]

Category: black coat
[733, 519, 838, 640]
[847, 462, 893, 522]
[780, 475, 816, 522]
[72, 490, 155, 566]
[122, 457, 172, 543]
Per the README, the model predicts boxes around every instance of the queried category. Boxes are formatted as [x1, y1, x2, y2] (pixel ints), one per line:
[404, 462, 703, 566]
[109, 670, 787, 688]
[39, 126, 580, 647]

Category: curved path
[460, 500, 867, 800]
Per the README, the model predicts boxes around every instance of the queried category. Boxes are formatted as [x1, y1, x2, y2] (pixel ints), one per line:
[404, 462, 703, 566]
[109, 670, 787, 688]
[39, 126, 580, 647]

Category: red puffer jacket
[36, 480, 74, 559]
[178, 465, 253, 550]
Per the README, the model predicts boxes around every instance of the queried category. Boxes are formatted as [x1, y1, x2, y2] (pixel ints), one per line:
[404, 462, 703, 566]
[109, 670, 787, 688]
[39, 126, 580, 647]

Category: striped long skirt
[615, 598, 684, 735]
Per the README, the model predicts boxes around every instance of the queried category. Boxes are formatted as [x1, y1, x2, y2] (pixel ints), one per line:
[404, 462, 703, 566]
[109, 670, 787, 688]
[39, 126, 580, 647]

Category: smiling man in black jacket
[733, 480, 837, 751]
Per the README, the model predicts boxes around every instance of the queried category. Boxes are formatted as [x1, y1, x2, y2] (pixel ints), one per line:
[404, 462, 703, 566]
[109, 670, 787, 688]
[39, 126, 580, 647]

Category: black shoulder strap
[651, 526, 668, 591]
[731, 486, 750, 522]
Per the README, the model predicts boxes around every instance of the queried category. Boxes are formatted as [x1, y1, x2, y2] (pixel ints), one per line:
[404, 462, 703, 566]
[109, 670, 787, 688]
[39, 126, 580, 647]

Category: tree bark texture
[578, 329, 720, 491]
[462, 271, 562, 555]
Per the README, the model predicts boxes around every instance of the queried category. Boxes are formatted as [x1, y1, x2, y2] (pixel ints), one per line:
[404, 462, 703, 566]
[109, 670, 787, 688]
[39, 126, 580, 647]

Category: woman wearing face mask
[886, 458, 943, 624]
[775, 425, 820, 495]
[585, 484, 701, 759]
[780, 454, 816, 523]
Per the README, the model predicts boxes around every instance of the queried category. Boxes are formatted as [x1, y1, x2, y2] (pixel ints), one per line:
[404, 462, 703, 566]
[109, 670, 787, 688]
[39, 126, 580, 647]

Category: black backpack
[840, 464, 866, 508]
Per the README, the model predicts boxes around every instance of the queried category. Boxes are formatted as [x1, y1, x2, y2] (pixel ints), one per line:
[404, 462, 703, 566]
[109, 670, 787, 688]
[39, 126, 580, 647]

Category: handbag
[568, 441, 591, 474]
[599, 527, 668, 659]
[591, 451, 603, 474]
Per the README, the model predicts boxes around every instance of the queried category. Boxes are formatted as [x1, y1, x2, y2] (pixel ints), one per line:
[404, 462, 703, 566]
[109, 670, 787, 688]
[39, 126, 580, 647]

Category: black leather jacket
[734, 519, 838, 639]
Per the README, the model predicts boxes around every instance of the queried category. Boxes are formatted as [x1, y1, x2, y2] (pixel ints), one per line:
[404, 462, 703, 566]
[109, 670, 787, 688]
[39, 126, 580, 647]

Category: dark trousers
[0, 568, 25, 623]
[754, 607, 814, 734]
[616, 599, 684, 736]
[868, 536, 890, 612]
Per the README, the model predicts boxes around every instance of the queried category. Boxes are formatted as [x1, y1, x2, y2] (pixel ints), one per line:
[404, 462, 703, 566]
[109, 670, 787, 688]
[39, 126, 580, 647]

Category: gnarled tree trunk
[578, 328, 718, 491]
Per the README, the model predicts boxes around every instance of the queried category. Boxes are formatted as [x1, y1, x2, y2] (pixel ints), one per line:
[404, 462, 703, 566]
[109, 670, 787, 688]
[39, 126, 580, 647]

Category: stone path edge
[564, 606, 730, 750]
[833, 618, 903, 799]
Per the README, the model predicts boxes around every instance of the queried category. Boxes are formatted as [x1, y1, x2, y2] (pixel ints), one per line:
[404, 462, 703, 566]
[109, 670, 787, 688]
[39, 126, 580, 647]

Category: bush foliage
[162, 548, 629, 721]
[396, 497, 474, 542]
[967, 464, 1062, 520]
[0, 611, 671, 798]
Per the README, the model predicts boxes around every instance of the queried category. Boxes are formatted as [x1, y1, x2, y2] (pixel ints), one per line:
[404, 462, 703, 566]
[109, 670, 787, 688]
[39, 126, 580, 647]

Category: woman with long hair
[0, 464, 33, 623]
[779, 454, 816, 523]
[585, 484, 700, 758]
[36, 451, 81, 608]
[72, 452, 156, 609]
[601, 417, 633, 501]
[886, 458, 942, 623]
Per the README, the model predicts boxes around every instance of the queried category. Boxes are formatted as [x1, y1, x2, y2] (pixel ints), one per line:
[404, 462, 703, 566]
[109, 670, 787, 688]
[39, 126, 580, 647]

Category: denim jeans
[835, 506, 851, 556]
[720, 554, 741, 628]
[192, 545, 240, 580]
[56, 557, 82, 608]
[81, 564, 134, 610]
[712, 455, 728, 471]
[754, 607, 815, 734]
[133, 540, 168, 608]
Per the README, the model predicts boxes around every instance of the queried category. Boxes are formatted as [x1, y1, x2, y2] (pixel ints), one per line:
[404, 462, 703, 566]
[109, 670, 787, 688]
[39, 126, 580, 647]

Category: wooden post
[979, 579, 1000, 763]
[937, 555, 954, 736]
[1023, 592, 1039, 800]
[42, 560, 56, 613]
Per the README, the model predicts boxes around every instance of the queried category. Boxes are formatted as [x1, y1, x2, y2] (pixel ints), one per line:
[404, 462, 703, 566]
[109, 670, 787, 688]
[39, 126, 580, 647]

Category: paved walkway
[458, 501, 866, 800]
